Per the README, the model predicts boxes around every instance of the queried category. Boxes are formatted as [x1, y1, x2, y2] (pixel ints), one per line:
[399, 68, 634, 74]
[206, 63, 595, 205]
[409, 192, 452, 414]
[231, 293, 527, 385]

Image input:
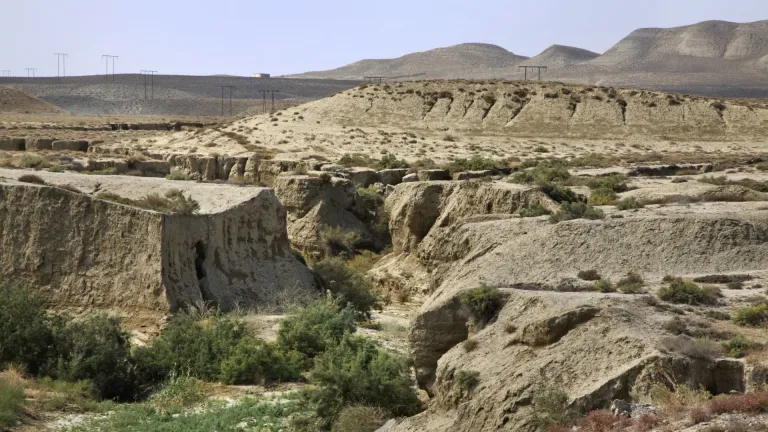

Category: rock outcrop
[0, 175, 316, 329]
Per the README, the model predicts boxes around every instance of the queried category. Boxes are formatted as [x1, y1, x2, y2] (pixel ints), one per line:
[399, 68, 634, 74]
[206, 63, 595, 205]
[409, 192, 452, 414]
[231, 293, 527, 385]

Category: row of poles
[3, 54, 283, 116]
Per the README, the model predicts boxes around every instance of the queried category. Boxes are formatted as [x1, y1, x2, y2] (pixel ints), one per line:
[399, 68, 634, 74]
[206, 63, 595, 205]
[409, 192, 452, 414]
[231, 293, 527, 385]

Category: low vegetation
[446, 156, 506, 173]
[587, 187, 617, 205]
[96, 189, 200, 215]
[454, 370, 480, 392]
[617, 196, 645, 210]
[657, 278, 721, 305]
[733, 303, 768, 327]
[577, 269, 601, 281]
[549, 202, 605, 223]
[459, 285, 505, 327]
[617, 271, 645, 294]
[17, 174, 46, 185]
[519, 202, 551, 217]
[312, 257, 381, 320]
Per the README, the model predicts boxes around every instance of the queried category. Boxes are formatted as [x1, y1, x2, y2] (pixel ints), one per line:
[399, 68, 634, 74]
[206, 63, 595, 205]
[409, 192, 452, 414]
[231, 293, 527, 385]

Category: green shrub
[617, 197, 646, 210]
[20, 154, 51, 169]
[304, 335, 421, 428]
[376, 153, 408, 169]
[0, 281, 55, 374]
[276, 300, 357, 365]
[532, 388, 575, 430]
[459, 285, 505, 326]
[510, 160, 570, 185]
[538, 182, 580, 203]
[519, 202, 551, 217]
[166, 170, 189, 180]
[97, 190, 200, 215]
[733, 303, 768, 327]
[582, 174, 629, 192]
[339, 154, 376, 167]
[577, 270, 601, 281]
[219, 337, 301, 385]
[587, 187, 617, 205]
[723, 335, 757, 358]
[149, 373, 207, 414]
[549, 202, 605, 223]
[0, 379, 25, 427]
[454, 370, 480, 392]
[49, 314, 134, 400]
[617, 271, 645, 294]
[331, 406, 389, 432]
[319, 226, 361, 258]
[699, 175, 728, 186]
[593, 279, 615, 293]
[356, 186, 391, 251]
[133, 313, 247, 387]
[446, 156, 505, 173]
[313, 258, 380, 320]
[657, 279, 721, 305]
[18, 174, 47, 185]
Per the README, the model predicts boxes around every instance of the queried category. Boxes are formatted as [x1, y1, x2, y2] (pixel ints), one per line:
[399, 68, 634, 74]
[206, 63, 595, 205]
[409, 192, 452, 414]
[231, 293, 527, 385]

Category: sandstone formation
[0, 172, 316, 328]
[52, 139, 89, 152]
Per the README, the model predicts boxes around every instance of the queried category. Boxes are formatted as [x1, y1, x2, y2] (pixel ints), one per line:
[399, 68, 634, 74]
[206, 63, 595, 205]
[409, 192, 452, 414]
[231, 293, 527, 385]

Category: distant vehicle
[252, 73, 271, 78]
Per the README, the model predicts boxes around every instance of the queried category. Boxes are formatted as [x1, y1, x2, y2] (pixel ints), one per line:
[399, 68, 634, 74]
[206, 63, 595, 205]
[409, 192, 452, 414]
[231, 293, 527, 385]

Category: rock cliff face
[0, 181, 316, 328]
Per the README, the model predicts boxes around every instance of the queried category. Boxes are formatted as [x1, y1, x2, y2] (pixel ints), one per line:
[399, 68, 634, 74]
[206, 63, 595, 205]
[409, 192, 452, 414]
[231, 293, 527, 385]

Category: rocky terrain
[289, 19, 768, 97]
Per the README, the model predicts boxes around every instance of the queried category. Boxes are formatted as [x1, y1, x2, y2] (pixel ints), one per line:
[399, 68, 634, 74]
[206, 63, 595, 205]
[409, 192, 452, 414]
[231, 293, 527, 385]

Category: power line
[54, 53, 68, 78]
[519, 65, 547, 81]
[219, 85, 236, 116]
[101, 55, 118, 82]
[1, 70, 10, 77]
[25, 68, 37, 78]
[258, 89, 280, 114]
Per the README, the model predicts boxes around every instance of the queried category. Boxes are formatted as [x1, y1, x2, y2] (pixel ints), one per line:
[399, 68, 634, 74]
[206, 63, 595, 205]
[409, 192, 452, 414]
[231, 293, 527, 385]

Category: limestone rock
[52, 140, 89, 152]
[0, 138, 25, 151]
[378, 168, 409, 185]
[417, 169, 450, 181]
[402, 173, 418, 183]
[25, 138, 54, 151]
[347, 167, 381, 187]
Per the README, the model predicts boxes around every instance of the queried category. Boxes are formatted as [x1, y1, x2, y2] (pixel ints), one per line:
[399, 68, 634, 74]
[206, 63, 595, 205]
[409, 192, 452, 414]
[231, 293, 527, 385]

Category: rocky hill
[0, 87, 67, 115]
[519, 45, 600, 68]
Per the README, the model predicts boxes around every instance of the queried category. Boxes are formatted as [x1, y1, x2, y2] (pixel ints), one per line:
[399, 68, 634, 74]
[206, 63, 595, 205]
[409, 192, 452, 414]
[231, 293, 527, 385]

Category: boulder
[417, 169, 450, 181]
[452, 170, 495, 181]
[25, 138, 54, 151]
[320, 164, 347, 172]
[402, 173, 419, 183]
[52, 140, 89, 152]
[0, 138, 25, 151]
[347, 167, 381, 187]
[378, 168, 409, 185]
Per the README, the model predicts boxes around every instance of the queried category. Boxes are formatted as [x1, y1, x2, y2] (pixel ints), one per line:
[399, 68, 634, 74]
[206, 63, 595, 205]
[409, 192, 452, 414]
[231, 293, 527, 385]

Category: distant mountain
[289, 43, 529, 80]
[519, 45, 600, 68]
[0, 86, 67, 115]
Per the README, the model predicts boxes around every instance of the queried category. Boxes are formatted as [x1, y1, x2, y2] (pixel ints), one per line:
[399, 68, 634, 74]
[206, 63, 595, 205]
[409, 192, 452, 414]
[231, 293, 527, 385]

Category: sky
[1, 0, 766, 77]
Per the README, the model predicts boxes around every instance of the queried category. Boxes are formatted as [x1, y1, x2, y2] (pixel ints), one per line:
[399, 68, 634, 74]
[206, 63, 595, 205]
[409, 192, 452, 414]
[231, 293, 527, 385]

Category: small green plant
[593, 279, 615, 293]
[313, 257, 380, 320]
[376, 153, 409, 169]
[454, 370, 480, 392]
[581, 174, 628, 192]
[18, 174, 47, 185]
[20, 154, 51, 169]
[532, 388, 575, 430]
[510, 161, 570, 185]
[463, 338, 479, 352]
[577, 269, 601, 281]
[166, 170, 189, 180]
[617, 197, 646, 210]
[459, 285, 505, 326]
[331, 406, 389, 432]
[722, 335, 757, 358]
[657, 278, 721, 305]
[549, 202, 605, 223]
[0, 379, 25, 428]
[519, 202, 551, 217]
[587, 187, 617, 205]
[219, 337, 301, 385]
[538, 182, 579, 203]
[533, 146, 549, 153]
[319, 226, 361, 258]
[617, 271, 645, 294]
[733, 303, 768, 327]
[149, 373, 207, 414]
[276, 300, 357, 364]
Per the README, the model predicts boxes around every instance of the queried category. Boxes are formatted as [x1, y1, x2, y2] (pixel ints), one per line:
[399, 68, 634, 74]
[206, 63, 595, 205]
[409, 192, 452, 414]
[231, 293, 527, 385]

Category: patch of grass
[459, 285, 505, 326]
[454, 370, 480, 393]
[532, 388, 576, 430]
[96, 189, 200, 215]
[376, 153, 409, 169]
[519, 202, 551, 217]
[617, 271, 645, 294]
[148, 373, 207, 414]
[657, 278, 721, 305]
[723, 335, 758, 358]
[18, 174, 47, 184]
[577, 269, 601, 281]
[0, 378, 25, 428]
[549, 202, 605, 223]
[660, 336, 723, 360]
[587, 187, 617, 205]
[20, 154, 52, 169]
[319, 226, 362, 258]
[510, 160, 570, 185]
[593, 279, 615, 293]
[331, 405, 389, 432]
[580, 174, 629, 192]
[617, 197, 646, 210]
[166, 170, 190, 180]
[733, 303, 768, 327]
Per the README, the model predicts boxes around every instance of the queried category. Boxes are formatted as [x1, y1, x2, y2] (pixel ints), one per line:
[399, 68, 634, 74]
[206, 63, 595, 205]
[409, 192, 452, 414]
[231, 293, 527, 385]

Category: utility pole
[518, 65, 547, 81]
[102, 55, 118, 82]
[218, 85, 236, 116]
[258, 90, 280, 114]
[25, 68, 37, 78]
[146, 70, 157, 99]
[54, 53, 68, 77]
[1, 70, 10, 77]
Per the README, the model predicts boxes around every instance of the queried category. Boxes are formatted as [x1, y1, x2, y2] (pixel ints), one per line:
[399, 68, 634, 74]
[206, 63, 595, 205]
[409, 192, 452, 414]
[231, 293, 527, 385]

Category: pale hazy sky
[2, 0, 766, 77]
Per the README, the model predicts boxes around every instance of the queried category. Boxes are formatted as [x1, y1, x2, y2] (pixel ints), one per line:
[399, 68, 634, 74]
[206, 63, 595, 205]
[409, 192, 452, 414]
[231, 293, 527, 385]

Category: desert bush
[662, 317, 688, 335]
[161, 189, 200, 214]
[593, 279, 615, 293]
[587, 187, 617, 205]
[276, 300, 357, 365]
[699, 175, 728, 186]
[706, 391, 768, 415]
[20, 154, 51, 169]
[0, 281, 55, 374]
[549, 202, 605, 223]
[581, 174, 629, 192]
[538, 182, 580, 203]
[733, 303, 768, 327]
[18, 174, 46, 184]
[454, 370, 480, 392]
[97, 190, 200, 215]
[723, 335, 757, 358]
[519, 202, 551, 217]
[304, 335, 422, 428]
[577, 269, 602, 281]
[356, 186, 391, 251]
[0, 379, 25, 427]
[48, 314, 135, 400]
[617, 197, 645, 210]
[312, 257, 380, 320]
[331, 405, 389, 432]
[660, 336, 723, 360]
[219, 336, 301, 385]
[148, 373, 207, 414]
[578, 409, 630, 432]
[347, 250, 382, 273]
[319, 226, 361, 258]
[163, 170, 188, 180]
[532, 388, 575, 430]
[339, 153, 376, 167]
[632, 413, 660, 432]
[510, 161, 570, 185]
[649, 381, 711, 414]
[657, 278, 721, 305]
[617, 271, 645, 294]
[459, 285, 505, 326]
[443, 134, 457, 142]
[446, 156, 505, 173]
[689, 405, 712, 425]
[376, 153, 408, 170]
[463, 338, 478, 352]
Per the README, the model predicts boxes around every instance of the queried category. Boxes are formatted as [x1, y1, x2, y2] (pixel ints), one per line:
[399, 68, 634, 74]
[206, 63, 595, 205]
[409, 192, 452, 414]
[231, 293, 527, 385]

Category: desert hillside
[0, 87, 67, 115]
[519, 44, 600, 68]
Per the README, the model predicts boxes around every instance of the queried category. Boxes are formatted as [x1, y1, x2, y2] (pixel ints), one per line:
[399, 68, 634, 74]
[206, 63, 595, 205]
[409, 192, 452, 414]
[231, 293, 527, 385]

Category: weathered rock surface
[378, 168, 409, 185]
[52, 140, 89, 152]
[417, 169, 451, 181]
[0, 138, 25, 151]
[272, 174, 371, 254]
[0, 173, 316, 329]
[347, 167, 381, 187]
[25, 137, 54, 151]
[453, 170, 496, 180]
[402, 173, 418, 183]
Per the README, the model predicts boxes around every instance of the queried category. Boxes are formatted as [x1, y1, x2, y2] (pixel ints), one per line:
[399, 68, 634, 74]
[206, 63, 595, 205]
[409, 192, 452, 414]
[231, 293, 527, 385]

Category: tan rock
[0, 138, 25, 151]
[417, 169, 450, 181]
[52, 140, 89, 152]
[25, 138, 53, 151]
